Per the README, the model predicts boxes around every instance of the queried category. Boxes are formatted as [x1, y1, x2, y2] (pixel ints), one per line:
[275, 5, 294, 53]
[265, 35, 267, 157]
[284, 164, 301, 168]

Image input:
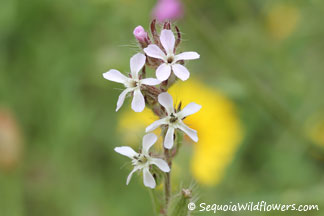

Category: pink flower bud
[153, 0, 184, 23]
[133, 26, 148, 43]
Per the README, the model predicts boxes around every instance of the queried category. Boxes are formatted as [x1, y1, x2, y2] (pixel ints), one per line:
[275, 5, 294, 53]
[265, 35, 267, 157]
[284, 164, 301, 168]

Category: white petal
[103, 69, 128, 84]
[175, 52, 200, 61]
[164, 127, 175, 149]
[158, 92, 174, 114]
[114, 146, 137, 159]
[143, 167, 156, 188]
[160, 29, 175, 54]
[131, 89, 145, 112]
[126, 167, 140, 185]
[141, 78, 161, 86]
[172, 64, 190, 81]
[146, 118, 168, 132]
[144, 44, 166, 60]
[130, 53, 146, 79]
[177, 121, 198, 142]
[177, 102, 202, 119]
[150, 158, 170, 172]
[116, 88, 131, 112]
[142, 133, 157, 154]
[156, 63, 171, 81]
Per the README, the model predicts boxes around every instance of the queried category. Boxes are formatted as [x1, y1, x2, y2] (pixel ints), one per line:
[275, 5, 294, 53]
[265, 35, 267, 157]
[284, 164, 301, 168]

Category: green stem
[144, 66, 176, 215]
[148, 188, 159, 216]
[164, 148, 171, 214]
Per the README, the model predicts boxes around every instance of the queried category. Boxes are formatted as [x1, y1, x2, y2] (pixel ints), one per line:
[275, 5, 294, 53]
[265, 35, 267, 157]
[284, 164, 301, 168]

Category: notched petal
[131, 89, 145, 112]
[142, 133, 158, 153]
[130, 53, 146, 78]
[172, 64, 190, 81]
[160, 29, 175, 54]
[143, 167, 156, 188]
[156, 64, 171, 81]
[158, 92, 174, 114]
[114, 146, 137, 159]
[144, 44, 166, 60]
[103, 69, 128, 84]
[150, 158, 170, 172]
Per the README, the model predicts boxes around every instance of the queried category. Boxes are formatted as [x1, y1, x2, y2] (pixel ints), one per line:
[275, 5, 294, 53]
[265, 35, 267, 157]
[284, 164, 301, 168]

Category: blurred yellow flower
[267, 4, 300, 40]
[118, 108, 159, 146]
[117, 79, 243, 186]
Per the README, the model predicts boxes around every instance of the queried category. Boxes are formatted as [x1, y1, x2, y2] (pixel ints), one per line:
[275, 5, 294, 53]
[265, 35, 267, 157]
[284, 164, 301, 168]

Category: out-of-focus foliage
[1, 0, 324, 215]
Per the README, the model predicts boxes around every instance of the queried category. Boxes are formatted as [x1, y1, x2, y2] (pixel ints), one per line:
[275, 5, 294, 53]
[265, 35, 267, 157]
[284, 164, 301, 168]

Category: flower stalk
[102, 19, 201, 215]
[164, 147, 172, 211]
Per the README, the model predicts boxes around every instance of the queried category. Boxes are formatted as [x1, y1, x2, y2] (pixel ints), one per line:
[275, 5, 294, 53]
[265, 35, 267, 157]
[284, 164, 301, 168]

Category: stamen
[170, 113, 178, 123]
[129, 80, 138, 88]
[135, 154, 148, 164]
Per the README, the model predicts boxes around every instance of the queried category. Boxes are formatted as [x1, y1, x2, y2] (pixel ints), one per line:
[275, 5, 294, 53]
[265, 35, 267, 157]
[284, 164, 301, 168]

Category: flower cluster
[103, 20, 201, 189]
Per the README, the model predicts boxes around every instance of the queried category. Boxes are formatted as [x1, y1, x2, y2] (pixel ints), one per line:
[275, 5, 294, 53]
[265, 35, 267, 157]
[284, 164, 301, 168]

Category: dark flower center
[167, 56, 174, 64]
[169, 113, 178, 123]
[134, 154, 148, 164]
[130, 80, 138, 88]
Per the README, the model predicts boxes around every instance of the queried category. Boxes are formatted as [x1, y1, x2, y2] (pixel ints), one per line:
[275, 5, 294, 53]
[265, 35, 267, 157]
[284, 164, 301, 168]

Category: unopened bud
[169, 188, 193, 216]
[181, 188, 192, 198]
[133, 26, 150, 48]
[133, 26, 147, 42]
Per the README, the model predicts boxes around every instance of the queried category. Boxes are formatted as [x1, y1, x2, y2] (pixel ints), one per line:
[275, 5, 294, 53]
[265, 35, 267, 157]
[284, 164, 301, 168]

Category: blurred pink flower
[152, 0, 184, 22]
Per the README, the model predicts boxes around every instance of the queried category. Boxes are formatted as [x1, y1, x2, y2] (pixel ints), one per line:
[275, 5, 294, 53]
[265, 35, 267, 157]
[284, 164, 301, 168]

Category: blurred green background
[1, 0, 324, 215]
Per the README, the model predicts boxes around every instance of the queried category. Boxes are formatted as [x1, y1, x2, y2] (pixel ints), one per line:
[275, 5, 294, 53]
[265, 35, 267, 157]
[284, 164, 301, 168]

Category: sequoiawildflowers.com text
[187, 201, 319, 213]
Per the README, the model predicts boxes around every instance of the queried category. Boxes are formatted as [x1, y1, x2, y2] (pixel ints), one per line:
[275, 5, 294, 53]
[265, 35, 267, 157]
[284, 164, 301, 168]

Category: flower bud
[169, 188, 193, 216]
[153, 0, 183, 23]
[133, 26, 147, 42]
[181, 188, 192, 198]
[133, 26, 150, 48]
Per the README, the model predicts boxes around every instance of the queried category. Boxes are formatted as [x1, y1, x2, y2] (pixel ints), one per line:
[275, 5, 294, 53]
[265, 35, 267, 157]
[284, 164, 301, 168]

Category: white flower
[146, 92, 201, 149]
[143, 29, 200, 81]
[103, 53, 161, 112]
[114, 133, 170, 189]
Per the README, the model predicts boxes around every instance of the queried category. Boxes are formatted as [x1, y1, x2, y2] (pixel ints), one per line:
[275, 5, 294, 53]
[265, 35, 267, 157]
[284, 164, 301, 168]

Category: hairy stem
[164, 148, 172, 214]
[143, 75, 174, 215]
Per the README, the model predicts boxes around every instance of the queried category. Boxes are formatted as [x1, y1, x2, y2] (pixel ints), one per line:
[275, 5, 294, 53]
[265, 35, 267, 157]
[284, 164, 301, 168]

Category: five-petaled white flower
[143, 29, 200, 81]
[103, 53, 161, 112]
[146, 92, 201, 149]
[114, 133, 170, 189]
